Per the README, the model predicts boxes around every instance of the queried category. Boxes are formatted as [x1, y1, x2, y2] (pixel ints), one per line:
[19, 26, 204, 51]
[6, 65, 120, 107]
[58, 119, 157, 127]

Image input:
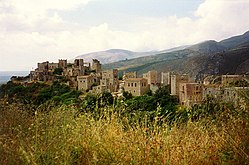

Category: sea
[0, 71, 29, 85]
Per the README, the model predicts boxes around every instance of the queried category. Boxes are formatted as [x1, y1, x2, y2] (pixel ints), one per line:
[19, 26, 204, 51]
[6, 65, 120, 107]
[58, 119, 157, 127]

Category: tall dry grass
[0, 102, 249, 164]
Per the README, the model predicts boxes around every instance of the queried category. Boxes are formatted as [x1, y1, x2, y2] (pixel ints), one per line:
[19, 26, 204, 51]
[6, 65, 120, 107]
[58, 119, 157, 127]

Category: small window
[131, 83, 133, 87]
[135, 83, 137, 87]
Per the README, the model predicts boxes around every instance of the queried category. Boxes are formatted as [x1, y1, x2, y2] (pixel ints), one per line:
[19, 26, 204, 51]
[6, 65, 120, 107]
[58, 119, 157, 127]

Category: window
[135, 83, 137, 87]
[131, 83, 133, 87]
[128, 83, 130, 87]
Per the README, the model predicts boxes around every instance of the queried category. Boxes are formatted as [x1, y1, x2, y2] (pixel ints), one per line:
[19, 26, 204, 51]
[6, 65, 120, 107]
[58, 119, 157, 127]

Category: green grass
[1, 102, 249, 164]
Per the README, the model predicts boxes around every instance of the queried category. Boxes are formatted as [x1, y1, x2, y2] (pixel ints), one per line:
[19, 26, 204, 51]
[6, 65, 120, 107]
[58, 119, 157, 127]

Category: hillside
[72, 49, 159, 64]
[220, 31, 249, 48]
[72, 46, 189, 64]
[188, 40, 226, 54]
[103, 31, 249, 79]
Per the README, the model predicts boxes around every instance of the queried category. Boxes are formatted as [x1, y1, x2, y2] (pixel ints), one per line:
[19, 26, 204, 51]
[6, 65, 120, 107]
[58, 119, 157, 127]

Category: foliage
[0, 81, 80, 106]
[122, 91, 132, 100]
[125, 95, 156, 112]
[229, 79, 249, 87]
[53, 67, 64, 75]
[82, 93, 97, 111]
[1, 100, 249, 164]
[1, 80, 249, 164]
[99, 91, 114, 107]
[144, 88, 153, 96]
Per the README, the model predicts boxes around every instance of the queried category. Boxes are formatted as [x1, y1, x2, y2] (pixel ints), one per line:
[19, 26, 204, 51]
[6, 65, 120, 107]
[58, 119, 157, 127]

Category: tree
[53, 68, 63, 75]
[154, 85, 177, 108]
[100, 92, 114, 107]
[82, 93, 97, 111]
[123, 91, 133, 100]
[144, 89, 153, 96]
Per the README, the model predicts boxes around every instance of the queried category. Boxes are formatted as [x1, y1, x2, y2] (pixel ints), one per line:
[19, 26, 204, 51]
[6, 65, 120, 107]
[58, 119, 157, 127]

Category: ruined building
[170, 74, 190, 96]
[143, 70, 159, 85]
[179, 83, 203, 107]
[91, 59, 102, 73]
[92, 69, 119, 93]
[161, 72, 171, 86]
[124, 78, 149, 96]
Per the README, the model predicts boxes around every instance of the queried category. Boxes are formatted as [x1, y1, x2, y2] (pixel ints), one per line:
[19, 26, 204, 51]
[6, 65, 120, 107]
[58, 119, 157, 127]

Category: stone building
[77, 75, 97, 91]
[72, 59, 85, 76]
[222, 87, 249, 108]
[179, 83, 203, 107]
[143, 70, 159, 85]
[170, 74, 189, 96]
[30, 61, 58, 81]
[161, 72, 171, 86]
[47, 62, 59, 70]
[91, 59, 102, 73]
[203, 85, 249, 109]
[123, 71, 137, 80]
[203, 85, 222, 99]
[124, 78, 149, 96]
[58, 59, 67, 69]
[92, 85, 110, 93]
[100, 69, 119, 92]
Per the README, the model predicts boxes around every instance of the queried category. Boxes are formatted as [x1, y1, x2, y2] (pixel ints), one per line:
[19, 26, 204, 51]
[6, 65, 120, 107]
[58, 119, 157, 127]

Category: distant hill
[102, 31, 249, 79]
[72, 49, 158, 64]
[72, 46, 188, 64]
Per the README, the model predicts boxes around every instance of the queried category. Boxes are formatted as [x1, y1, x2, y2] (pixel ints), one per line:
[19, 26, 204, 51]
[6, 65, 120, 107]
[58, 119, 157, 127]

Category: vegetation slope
[103, 31, 249, 79]
[0, 81, 249, 164]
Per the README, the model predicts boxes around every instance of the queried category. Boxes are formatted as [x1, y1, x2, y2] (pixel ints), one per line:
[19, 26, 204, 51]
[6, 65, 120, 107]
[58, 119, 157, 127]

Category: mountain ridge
[102, 30, 249, 79]
[72, 45, 189, 64]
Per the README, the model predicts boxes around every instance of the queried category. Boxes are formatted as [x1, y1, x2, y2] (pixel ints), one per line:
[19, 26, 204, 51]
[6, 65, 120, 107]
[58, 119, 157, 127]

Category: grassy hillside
[1, 99, 249, 164]
[103, 49, 202, 74]
[1, 76, 249, 164]
[103, 41, 249, 79]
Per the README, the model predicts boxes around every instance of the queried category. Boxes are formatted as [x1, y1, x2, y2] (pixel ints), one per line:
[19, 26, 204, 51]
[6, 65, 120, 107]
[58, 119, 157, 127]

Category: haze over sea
[0, 71, 29, 84]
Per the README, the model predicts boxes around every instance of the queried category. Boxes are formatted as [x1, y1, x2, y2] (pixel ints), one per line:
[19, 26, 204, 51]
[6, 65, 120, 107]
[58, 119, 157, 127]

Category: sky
[1, 0, 249, 71]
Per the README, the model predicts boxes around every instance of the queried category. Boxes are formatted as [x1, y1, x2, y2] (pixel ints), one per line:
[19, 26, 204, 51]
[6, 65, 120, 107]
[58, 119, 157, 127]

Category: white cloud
[0, 0, 249, 70]
[7, 0, 91, 15]
[195, 0, 249, 40]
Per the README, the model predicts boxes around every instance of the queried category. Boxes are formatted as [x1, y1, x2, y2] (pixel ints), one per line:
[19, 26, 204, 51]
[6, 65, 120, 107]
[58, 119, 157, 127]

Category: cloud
[0, 0, 249, 70]
[194, 0, 249, 40]
[7, 0, 91, 15]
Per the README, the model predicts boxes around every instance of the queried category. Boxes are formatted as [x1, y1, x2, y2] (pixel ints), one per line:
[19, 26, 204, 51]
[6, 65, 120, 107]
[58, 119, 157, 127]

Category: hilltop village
[11, 58, 249, 108]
